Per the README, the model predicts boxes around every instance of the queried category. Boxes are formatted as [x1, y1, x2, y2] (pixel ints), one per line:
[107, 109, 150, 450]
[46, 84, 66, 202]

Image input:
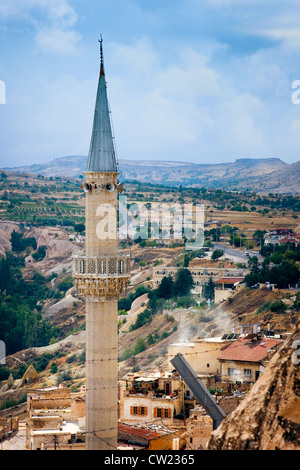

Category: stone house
[218, 334, 283, 383]
[118, 422, 185, 450]
[26, 386, 86, 450]
[168, 336, 236, 381]
[153, 265, 245, 301]
[184, 406, 213, 450]
[119, 371, 183, 425]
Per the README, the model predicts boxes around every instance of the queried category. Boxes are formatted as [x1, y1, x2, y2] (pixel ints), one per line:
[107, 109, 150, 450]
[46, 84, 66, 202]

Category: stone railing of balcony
[73, 254, 130, 278]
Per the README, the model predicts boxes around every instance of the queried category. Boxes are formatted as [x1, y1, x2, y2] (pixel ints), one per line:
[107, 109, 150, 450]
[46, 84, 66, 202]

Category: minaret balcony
[73, 254, 130, 278]
[72, 254, 130, 300]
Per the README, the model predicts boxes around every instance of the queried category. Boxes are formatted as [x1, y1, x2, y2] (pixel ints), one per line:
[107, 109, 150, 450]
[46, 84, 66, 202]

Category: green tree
[269, 300, 287, 313]
[32, 245, 47, 261]
[269, 252, 284, 265]
[230, 233, 243, 247]
[74, 223, 85, 233]
[147, 333, 155, 345]
[0, 257, 12, 294]
[268, 261, 299, 289]
[211, 249, 224, 260]
[157, 275, 174, 300]
[134, 337, 146, 355]
[50, 362, 58, 374]
[202, 276, 215, 303]
[174, 268, 194, 297]
[58, 275, 73, 292]
[293, 293, 300, 310]
[244, 272, 263, 287]
[183, 253, 190, 267]
[253, 230, 266, 241]
[10, 231, 24, 252]
[130, 308, 153, 330]
[248, 256, 259, 274]
[176, 295, 197, 308]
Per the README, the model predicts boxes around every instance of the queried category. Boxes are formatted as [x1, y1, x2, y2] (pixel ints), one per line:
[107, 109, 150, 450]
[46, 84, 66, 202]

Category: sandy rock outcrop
[208, 321, 300, 450]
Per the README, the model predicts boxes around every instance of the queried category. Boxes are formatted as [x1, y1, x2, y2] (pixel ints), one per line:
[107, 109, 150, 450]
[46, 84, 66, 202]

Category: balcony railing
[73, 254, 130, 278]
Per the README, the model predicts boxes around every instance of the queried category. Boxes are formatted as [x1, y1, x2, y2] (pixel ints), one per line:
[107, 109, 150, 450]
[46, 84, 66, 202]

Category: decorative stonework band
[73, 254, 130, 301]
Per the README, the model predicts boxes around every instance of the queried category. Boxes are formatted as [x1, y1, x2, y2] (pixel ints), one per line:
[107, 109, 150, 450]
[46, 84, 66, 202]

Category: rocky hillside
[249, 160, 300, 195]
[208, 320, 300, 450]
[6, 155, 298, 193]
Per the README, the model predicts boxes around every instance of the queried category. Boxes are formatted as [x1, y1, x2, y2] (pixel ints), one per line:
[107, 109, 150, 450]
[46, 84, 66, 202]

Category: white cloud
[107, 39, 273, 162]
[291, 119, 300, 132]
[0, 0, 81, 55]
[110, 38, 159, 76]
[155, 48, 222, 100]
[0, 0, 76, 22]
[43, 0, 78, 28]
[1, 73, 96, 165]
[290, 118, 300, 147]
[1, 2, 300, 166]
[35, 28, 81, 55]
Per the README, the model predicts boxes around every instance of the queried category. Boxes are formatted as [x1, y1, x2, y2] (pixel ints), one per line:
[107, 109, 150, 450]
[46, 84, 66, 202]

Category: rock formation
[208, 321, 300, 450]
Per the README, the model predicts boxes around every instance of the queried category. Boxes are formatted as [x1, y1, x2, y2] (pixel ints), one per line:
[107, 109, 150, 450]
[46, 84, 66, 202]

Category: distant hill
[5, 155, 299, 194]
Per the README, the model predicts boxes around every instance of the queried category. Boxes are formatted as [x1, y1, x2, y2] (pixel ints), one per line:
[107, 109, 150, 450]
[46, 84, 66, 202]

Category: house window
[164, 381, 171, 395]
[154, 408, 171, 419]
[244, 369, 251, 378]
[130, 406, 148, 416]
[228, 368, 238, 377]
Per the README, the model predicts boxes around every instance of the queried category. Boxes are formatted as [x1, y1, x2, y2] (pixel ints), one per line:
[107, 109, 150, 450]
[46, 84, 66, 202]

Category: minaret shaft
[85, 300, 118, 450]
[84, 172, 119, 258]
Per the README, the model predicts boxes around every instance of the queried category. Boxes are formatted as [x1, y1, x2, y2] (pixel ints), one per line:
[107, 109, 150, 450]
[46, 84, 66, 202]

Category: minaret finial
[99, 35, 104, 76]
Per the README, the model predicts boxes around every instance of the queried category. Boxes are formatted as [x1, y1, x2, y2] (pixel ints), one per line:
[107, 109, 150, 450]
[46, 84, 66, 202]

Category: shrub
[293, 293, 300, 310]
[58, 275, 73, 292]
[256, 301, 272, 314]
[32, 245, 47, 261]
[50, 362, 58, 374]
[130, 308, 152, 331]
[176, 295, 197, 308]
[269, 299, 287, 313]
[66, 354, 77, 363]
[0, 365, 11, 381]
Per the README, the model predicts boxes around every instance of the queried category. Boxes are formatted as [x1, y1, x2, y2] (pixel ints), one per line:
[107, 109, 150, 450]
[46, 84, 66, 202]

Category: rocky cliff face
[208, 321, 300, 450]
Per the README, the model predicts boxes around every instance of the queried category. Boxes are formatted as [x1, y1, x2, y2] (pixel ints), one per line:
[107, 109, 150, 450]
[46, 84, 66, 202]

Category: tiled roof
[215, 277, 245, 283]
[219, 336, 282, 363]
[118, 423, 162, 442]
[280, 237, 299, 242]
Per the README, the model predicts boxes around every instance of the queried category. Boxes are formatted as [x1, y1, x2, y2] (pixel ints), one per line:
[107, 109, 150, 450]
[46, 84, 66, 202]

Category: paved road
[213, 243, 262, 264]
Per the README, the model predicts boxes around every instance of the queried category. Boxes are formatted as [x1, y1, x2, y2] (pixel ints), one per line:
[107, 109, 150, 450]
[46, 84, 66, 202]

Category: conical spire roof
[86, 39, 117, 173]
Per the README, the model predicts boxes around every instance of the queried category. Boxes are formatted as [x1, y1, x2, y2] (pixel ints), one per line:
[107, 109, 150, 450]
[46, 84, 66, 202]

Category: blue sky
[0, 0, 300, 168]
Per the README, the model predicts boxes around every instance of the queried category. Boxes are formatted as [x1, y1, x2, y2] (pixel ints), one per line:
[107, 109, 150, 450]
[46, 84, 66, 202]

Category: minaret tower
[73, 39, 130, 450]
